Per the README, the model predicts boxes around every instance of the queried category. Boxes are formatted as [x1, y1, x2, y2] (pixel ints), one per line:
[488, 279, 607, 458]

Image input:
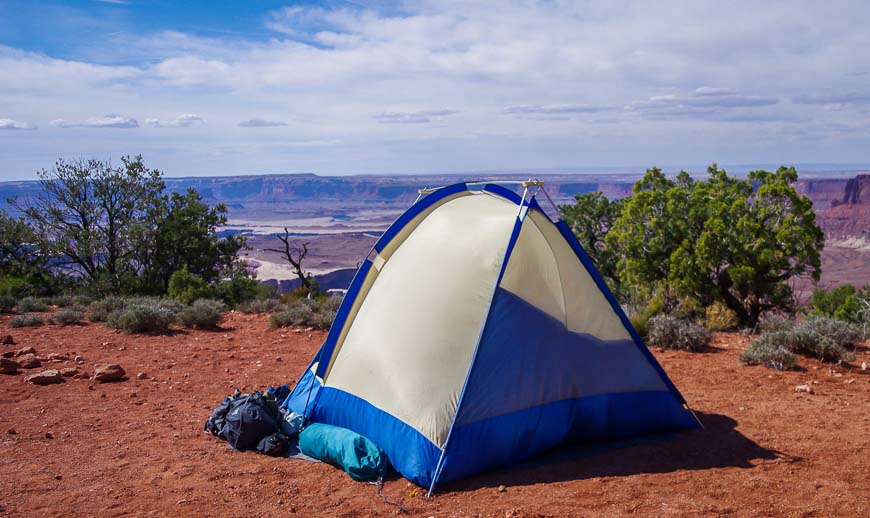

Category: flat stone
[48, 353, 69, 362]
[14, 346, 36, 357]
[93, 364, 126, 383]
[24, 369, 64, 385]
[0, 357, 20, 374]
[60, 367, 79, 377]
[17, 354, 41, 369]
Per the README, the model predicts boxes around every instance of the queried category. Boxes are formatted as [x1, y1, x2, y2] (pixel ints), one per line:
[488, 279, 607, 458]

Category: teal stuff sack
[298, 423, 389, 482]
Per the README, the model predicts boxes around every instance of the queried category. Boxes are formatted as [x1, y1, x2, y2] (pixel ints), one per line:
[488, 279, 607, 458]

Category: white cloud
[1, 1, 870, 178]
[0, 118, 37, 130]
[146, 113, 205, 128]
[50, 114, 139, 128]
[372, 109, 458, 124]
[238, 118, 288, 127]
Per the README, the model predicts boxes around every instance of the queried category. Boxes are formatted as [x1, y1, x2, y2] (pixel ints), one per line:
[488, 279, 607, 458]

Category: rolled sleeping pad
[298, 423, 389, 481]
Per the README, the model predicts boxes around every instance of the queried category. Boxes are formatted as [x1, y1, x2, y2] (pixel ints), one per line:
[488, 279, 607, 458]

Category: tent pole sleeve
[427, 196, 532, 497]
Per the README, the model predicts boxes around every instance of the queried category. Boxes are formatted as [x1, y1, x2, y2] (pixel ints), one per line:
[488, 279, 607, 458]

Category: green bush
[647, 315, 710, 352]
[88, 296, 128, 322]
[44, 294, 75, 307]
[705, 301, 738, 331]
[10, 314, 45, 328]
[17, 296, 49, 312]
[238, 298, 282, 314]
[629, 313, 650, 339]
[740, 336, 799, 370]
[0, 295, 15, 313]
[167, 267, 213, 305]
[810, 285, 870, 325]
[106, 302, 178, 334]
[53, 307, 84, 326]
[181, 299, 225, 329]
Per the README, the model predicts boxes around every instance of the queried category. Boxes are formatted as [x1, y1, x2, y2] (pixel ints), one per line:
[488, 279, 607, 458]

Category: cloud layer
[1, 1, 869, 178]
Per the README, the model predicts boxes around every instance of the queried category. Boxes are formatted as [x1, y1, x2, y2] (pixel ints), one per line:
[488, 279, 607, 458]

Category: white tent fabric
[323, 192, 517, 445]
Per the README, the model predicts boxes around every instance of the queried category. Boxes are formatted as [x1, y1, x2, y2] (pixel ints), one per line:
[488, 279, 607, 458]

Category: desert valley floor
[1, 311, 868, 517]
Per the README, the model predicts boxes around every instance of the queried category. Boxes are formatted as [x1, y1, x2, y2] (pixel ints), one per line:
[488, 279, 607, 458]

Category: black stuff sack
[205, 390, 283, 452]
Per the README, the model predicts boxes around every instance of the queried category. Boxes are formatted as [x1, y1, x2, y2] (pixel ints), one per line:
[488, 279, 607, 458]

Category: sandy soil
[1, 312, 868, 517]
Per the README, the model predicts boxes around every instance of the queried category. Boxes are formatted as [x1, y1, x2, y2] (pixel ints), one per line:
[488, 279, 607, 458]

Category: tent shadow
[441, 411, 797, 492]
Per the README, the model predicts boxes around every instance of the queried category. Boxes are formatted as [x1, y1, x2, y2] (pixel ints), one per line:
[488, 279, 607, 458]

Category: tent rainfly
[283, 181, 700, 494]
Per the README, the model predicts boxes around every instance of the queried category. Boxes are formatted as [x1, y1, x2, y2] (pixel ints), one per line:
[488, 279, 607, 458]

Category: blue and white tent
[283, 181, 700, 493]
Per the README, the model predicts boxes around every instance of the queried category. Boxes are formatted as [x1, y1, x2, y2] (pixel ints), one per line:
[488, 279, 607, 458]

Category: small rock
[24, 369, 64, 385]
[844, 378, 855, 384]
[45, 431, 53, 439]
[498, 485, 507, 493]
[118, 346, 125, 351]
[17, 354, 41, 369]
[14, 346, 36, 357]
[7, 428, 16, 435]
[2, 351, 14, 358]
[74, 356, 85, 364]
[2, 335, 14, 345]
[59, 367, 79, 377]
[93, 364, 126, 383]
[275, 356, 282, 362]
[795, 384, 814, 394]
[54, 475, 62, 480]
[862, 362, 868, 371]
[0, 357, 20, 374]
[136, 372, 148, 380]
[48, 353, 69, 362]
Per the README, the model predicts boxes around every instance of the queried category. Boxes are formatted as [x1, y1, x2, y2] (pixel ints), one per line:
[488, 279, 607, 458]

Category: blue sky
[1, 0, 869, 179]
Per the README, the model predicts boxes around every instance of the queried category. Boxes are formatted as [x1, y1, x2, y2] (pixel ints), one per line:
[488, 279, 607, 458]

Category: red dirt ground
[1, 311, 868, 517]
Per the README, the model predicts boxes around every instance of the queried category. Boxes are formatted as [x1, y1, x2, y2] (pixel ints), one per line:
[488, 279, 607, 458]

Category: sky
[1, 0, 870, 180]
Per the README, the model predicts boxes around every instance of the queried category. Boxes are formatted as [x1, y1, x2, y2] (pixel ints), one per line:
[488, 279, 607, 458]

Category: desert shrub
[238, 298, 282, 314]
[705, 301, 738, 331]
[797, 315, 861, 348]
[73, 294, 94, 306]
[88, 296, 128, 322]
[106, 302, 178, 334]
[268, 296, 339, 330]
[0, 295, 15, 313]
[740, 336, 799, 370]
[757, 315, 795, 333]
[45, 294, 75, 307]
[741, 316, 858, 369]
[647, 315, 710, 352]
[181, 299, 225, 329]
[53, 307, 84, 326]
[9, 314, 45, 328]
[17, 296, 49, 313]
[269, 300, 317, 329]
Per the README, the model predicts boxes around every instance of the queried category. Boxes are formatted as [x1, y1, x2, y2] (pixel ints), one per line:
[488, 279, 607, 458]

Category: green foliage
[167, 266, 212, 304]
[559, 192, 625, 293]
[10, 314, 45, 328]
[647, 315, 710, 351]
[212, 262, 259, 306]
[740, 336, 799, 370]
[597, 165, 823, 325]
[88, 296, 128, 322]
[0, 210, 48, 279]
[0, 276, 31, 298]
[181, 299, 226, 329]
[17, 296, 49, 313]
[268, 296, 341, 330]
[797, 315, 861, 351]
[810, 284, 870, 325]
[238, 298, 282, 314]
[705, 301, 739, 331]
[106, 301, 179, 334]
[53, 307, 84, 326]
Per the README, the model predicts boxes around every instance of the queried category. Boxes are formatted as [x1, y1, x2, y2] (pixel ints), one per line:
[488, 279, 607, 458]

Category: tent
[283, 181, 700, 493]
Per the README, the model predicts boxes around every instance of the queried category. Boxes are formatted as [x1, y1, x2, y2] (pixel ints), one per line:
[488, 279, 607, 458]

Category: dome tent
[283, 181, 700, 494]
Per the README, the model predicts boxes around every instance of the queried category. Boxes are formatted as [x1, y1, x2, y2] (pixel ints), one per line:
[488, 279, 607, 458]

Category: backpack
[205, 390, 283, 451]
